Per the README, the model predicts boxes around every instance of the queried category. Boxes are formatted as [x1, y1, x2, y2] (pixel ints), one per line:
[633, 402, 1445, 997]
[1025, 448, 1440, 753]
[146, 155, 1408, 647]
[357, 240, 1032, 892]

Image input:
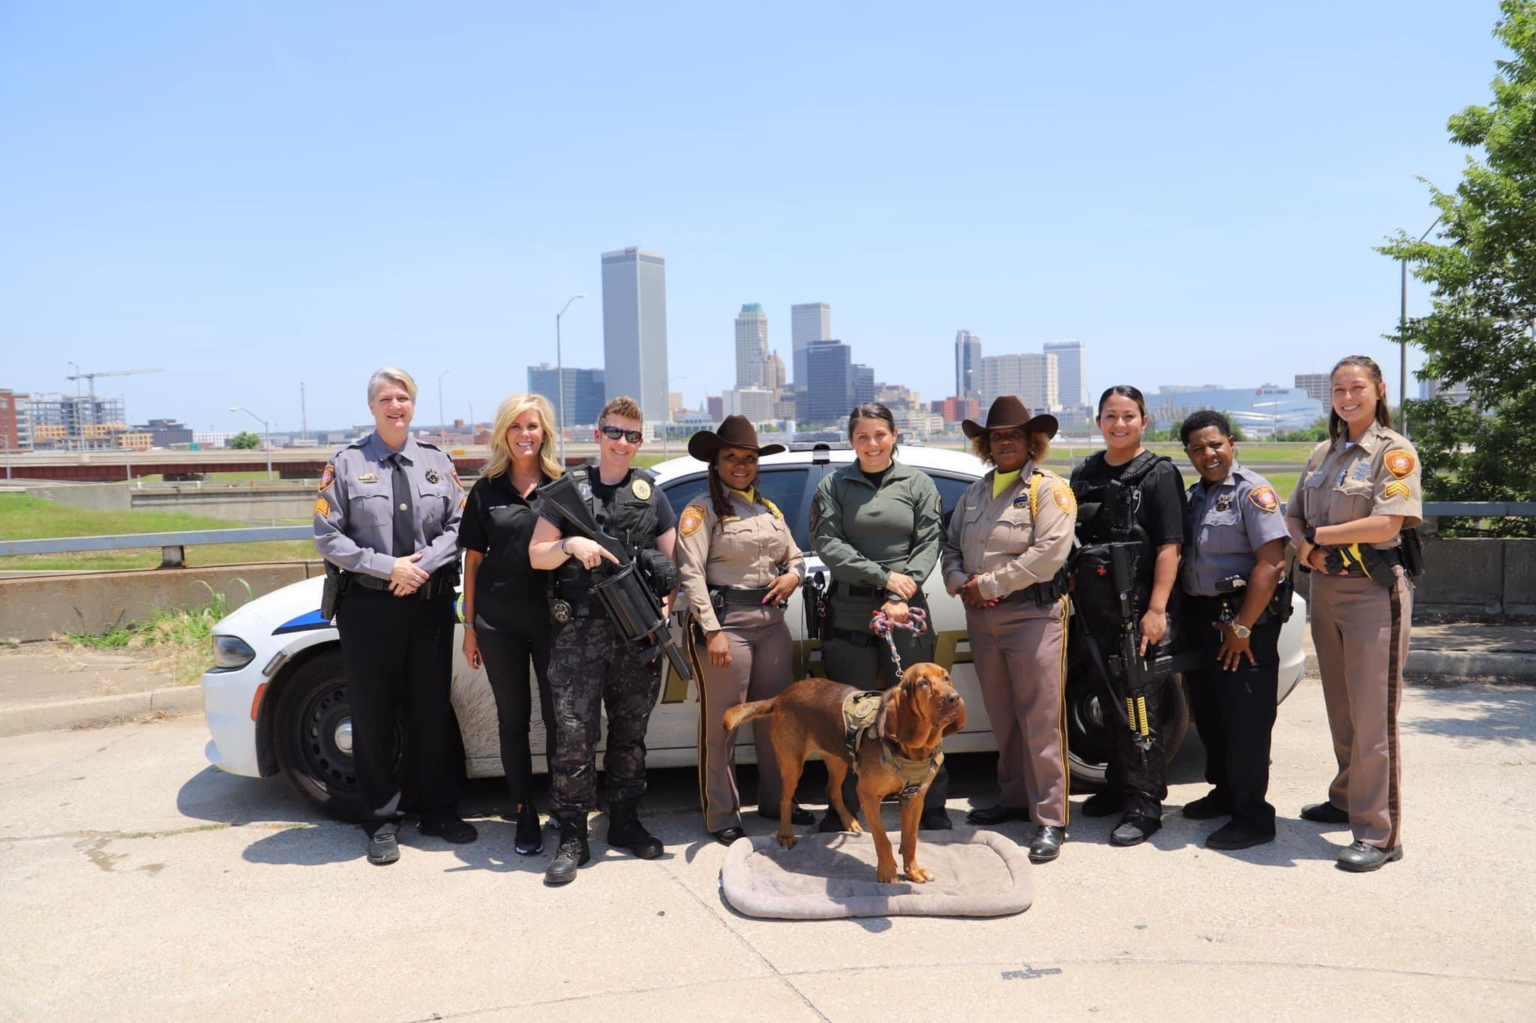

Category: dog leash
[868, 606, 929, 674]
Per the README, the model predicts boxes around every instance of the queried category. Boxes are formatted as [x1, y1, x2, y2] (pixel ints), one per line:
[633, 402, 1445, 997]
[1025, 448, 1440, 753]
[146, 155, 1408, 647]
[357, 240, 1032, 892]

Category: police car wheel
[1064, 671, 1191, 790]
[273, 649, 401, 822]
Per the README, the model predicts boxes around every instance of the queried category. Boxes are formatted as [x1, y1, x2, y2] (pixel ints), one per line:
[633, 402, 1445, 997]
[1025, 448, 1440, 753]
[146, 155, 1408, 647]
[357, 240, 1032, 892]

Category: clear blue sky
[0, 1, 1509, 433]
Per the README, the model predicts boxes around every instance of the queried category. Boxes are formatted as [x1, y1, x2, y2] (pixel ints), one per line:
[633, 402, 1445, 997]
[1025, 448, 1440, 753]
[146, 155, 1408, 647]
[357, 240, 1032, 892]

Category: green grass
[67, 582, 248, 683]
[136, 470, 312, 483]
[0, 494, 316, 571]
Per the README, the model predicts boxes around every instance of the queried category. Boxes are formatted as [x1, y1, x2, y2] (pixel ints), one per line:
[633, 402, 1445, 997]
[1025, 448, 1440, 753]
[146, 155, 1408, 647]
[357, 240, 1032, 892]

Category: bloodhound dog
[723, 663, 966, 884]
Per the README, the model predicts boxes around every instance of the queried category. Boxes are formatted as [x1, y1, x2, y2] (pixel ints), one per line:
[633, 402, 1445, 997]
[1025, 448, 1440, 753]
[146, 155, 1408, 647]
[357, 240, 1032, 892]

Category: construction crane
[65, 367, 162, 398]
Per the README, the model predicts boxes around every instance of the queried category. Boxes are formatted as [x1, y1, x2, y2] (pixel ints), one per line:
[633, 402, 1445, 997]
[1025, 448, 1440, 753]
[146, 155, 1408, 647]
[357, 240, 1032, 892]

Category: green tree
[1379, 0, 1536, 537]
[230, 431, 261, 450]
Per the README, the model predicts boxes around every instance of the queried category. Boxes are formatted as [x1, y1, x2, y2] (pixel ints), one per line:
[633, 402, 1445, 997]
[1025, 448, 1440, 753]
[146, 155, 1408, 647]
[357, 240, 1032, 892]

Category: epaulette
[762, 497, 784, 520]
[416, 440, 441, 451]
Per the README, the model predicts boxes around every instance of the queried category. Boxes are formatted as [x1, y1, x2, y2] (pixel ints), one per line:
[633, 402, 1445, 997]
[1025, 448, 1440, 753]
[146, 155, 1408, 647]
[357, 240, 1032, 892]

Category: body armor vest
[1070, 451, 1170, 628]
[552, 466, 662, 603]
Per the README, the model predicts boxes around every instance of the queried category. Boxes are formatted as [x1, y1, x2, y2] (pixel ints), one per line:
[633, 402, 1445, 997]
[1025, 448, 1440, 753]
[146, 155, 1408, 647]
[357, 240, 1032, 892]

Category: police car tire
[1064, 672, 1191, 790]
[273, 648, 395, 822]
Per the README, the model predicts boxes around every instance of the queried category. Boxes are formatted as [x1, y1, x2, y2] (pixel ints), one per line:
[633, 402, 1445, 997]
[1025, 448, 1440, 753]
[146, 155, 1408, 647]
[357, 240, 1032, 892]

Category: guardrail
[1, 503, 1532, 570]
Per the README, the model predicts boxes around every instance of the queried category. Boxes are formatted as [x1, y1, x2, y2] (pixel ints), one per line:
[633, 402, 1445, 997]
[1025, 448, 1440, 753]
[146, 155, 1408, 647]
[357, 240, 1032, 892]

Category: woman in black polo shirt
[459, 393, 563, 855]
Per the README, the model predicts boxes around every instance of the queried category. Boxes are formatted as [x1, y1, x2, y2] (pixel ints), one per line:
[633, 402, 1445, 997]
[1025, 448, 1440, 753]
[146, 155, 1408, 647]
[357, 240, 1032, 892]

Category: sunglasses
[599, 425, 644, 443]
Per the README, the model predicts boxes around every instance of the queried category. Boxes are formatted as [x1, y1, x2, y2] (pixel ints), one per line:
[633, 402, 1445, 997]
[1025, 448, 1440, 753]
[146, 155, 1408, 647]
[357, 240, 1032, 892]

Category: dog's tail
[723, 697, 776, 733]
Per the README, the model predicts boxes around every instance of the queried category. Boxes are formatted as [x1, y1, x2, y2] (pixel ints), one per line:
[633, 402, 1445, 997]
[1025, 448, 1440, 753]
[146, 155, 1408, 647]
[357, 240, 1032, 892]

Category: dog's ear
[894, 675, 937, 749]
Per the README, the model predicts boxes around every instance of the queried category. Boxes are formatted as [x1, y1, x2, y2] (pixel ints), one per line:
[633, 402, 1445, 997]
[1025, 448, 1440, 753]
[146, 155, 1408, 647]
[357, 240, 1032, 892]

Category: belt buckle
[551, 599, 573, 624]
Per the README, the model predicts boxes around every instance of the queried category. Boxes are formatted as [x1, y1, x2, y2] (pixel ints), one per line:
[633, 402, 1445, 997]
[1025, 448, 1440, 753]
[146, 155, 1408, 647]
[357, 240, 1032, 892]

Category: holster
[1399, 527, 1427, 577]
[320, 561, 348, 620]
[1323, 543, 1400, 587]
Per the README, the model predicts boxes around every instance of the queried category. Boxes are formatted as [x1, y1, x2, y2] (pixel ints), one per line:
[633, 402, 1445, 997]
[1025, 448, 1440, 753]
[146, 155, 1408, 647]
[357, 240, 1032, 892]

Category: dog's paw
[904, 863, 934, 884]
[876, 861, 899, 884]
[776, 832, 797, 850]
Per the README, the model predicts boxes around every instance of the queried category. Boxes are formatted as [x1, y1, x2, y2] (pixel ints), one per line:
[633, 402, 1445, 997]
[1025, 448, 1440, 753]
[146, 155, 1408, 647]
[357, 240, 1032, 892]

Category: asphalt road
[2, 676, 1533, 1020]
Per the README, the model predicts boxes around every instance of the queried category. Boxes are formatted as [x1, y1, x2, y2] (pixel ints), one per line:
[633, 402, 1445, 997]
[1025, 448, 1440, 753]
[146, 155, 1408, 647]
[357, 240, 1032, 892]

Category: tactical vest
[551, 466, 662, 603]
[1070, 452, 1170, 620]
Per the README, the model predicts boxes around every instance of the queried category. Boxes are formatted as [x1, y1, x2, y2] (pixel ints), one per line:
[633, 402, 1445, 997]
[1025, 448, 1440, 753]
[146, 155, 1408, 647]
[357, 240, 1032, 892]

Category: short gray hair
[367, 367, 418, 402]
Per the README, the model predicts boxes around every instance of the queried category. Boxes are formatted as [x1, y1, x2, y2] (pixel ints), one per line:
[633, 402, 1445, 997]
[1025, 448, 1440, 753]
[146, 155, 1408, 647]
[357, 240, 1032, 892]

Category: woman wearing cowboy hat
[942, 397, 1077, 863]
[676, 416, 807, 845]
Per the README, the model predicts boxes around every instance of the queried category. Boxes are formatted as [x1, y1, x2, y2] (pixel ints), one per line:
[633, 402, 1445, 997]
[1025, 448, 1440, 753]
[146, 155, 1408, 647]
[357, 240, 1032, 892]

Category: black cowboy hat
[687, 414, 787, 461]
[961, 396, 1059, 440]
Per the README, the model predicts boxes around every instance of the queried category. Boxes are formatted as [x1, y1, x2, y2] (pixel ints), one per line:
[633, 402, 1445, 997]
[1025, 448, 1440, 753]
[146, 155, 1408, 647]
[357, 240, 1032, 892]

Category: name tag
[1012, 497, 1029, 508]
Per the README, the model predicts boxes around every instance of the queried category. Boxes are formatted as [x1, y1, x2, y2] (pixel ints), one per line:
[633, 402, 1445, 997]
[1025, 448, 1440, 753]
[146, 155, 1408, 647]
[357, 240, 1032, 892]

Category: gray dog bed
[720, 830, 1033, 919]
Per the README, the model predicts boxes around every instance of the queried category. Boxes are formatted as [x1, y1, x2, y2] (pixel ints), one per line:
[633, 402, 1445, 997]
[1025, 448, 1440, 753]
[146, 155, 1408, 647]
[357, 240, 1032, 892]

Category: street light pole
[437, 370, 450, 447]
[230, 406, 272, 481]
[1399, 215, 1443, 439]
[555, 293, 587, 466]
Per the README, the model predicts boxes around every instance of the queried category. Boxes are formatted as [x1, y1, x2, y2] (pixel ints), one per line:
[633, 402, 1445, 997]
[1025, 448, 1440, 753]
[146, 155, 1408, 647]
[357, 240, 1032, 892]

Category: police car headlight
[212, 635, 257, 670]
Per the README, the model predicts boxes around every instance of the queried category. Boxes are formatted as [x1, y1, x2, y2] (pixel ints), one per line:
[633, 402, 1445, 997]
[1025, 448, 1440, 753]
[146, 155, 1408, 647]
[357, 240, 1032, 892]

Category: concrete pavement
[1, 677, 1533, 1020]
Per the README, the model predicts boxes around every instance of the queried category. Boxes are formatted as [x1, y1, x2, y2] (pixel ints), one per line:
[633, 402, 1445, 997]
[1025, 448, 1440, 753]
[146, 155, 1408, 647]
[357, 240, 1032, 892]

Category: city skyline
[1, 3, 1503, 433]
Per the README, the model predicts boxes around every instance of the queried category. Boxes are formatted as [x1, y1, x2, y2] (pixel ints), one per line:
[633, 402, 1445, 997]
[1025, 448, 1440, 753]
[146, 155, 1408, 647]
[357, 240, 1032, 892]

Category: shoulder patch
[318, 464, 335, 493]
[313, 496, 330, 518]
[762, 498, 783, 520]
[450, 467, 463, 491]
[1053, 483, 1075, 513]
[1385, 450, 1416, 479]
[679, 504, 705, 538]
[631, 477, 652, 500]
[1248, 486, 1279, 513]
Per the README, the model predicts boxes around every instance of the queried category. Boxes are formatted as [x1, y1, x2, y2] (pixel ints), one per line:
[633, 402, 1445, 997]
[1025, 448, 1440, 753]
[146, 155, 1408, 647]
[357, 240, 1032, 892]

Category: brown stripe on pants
[695, 605, 794, 832]
[966, 596, 1069, 827]
[1309, 568, 1413, 848]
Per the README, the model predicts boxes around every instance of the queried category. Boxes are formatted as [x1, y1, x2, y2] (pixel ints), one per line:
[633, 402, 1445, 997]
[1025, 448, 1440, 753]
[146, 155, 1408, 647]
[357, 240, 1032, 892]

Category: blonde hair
[367, 367, 418, 402]
[484, 393, 563, 481]
[599, 396, 643, 425]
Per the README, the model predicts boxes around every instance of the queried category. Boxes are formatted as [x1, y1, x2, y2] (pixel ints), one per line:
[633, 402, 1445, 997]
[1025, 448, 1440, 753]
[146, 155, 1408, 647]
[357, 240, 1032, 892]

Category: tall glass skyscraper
[735, 303, 770, 388]
[601, 247, 669, 421]
[1043, 339, 1088, 407]
[954, 330, 982, 399]
[790, 302, 831, 387]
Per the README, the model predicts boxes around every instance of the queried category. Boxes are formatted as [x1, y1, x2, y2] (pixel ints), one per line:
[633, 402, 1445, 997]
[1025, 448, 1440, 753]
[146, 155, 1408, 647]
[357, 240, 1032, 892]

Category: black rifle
[537, 474, 693, 682]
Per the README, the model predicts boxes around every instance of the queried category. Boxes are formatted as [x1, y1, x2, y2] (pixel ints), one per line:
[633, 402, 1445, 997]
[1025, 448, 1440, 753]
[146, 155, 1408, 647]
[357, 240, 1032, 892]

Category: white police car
[202, 444, 1308, 819]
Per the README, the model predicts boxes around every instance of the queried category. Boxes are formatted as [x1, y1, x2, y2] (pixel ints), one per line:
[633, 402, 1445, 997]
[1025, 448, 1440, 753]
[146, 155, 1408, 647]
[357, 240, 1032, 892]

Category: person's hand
[1139, 608, 1168, 655]
[880, 600, 911, 625]
[1213, 622, 1256, 671]
[884, 571, 918, 601]
[1304, 545, 1330, 574]
[958, 576, 989, 608]
[764, 573, 799, 606]
[462, 627, 483, 670]
[389, 551, 429, 596]
[706, 630, 732, 668]
[565, 536, 620, 570]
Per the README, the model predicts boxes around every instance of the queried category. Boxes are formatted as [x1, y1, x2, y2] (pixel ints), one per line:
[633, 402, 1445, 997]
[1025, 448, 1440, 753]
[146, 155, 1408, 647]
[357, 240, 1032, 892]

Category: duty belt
[349, 568, 458, 600]
[843, 584, 885, 598]
[710, 586, 773, 605]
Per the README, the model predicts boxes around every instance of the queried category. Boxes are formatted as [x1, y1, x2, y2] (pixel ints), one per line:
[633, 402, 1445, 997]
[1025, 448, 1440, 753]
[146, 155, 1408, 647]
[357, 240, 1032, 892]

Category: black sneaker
[367, 831, 400, 866]
[1182, 792, 1234, 820]
[1300, 801, 1350, 825]
[514, 804, 543, 856]
[1109, 812, 1161, 847]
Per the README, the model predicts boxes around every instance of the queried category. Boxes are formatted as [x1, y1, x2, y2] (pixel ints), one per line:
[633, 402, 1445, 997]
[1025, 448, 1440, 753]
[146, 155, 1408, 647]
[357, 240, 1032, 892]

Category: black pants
[1074, 611, 1172, 818]
[336, 586, 459, 834]
[475, 621, 556, 808]
[821, 594, 948, 813]
[1184, 597, 1280, 835]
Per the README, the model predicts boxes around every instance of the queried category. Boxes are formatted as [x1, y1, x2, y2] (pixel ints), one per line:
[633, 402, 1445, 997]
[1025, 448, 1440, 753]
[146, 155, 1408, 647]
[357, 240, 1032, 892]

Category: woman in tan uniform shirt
[942, 397, 1076, 864]
[1285, 355, 1421, 872]
[676, 417, 806, 845]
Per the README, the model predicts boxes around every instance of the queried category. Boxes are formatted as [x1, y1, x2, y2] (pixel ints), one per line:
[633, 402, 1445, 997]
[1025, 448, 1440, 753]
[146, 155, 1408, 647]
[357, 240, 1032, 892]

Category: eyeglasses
[599, 425, 644, 443]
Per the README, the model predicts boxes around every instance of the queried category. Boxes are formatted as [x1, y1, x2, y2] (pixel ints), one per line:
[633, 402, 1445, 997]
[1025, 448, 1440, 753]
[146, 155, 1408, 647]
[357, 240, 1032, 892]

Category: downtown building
[1044, 340, 1088, 407]
[528, 363, 607, 428]
[601, 247, 670, 423]
[734, 303, 771, 389]
[790, 302, 832, 388]
[977, 353, 1058, 416]
[1145, 384, 1323, 437]
[954, 331, 982, 400]
[802, 339, 853, 425]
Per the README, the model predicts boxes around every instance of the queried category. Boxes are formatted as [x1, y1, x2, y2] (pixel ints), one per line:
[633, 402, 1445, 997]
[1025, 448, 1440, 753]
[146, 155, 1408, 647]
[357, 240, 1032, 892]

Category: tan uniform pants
[691, 605, 794, 832]
[1309, 569, 1413, 849]
[966, 596, 1069, 827]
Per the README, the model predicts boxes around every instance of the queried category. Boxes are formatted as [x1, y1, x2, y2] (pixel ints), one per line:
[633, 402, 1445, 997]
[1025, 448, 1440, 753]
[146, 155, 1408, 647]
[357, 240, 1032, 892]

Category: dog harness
[840, 689, 944, 800]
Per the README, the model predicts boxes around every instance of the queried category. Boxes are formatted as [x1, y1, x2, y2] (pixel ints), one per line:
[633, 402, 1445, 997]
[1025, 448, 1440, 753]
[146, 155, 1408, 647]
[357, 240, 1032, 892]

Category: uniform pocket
[350, 484, 394, 532]
[417, 480, 450, 528]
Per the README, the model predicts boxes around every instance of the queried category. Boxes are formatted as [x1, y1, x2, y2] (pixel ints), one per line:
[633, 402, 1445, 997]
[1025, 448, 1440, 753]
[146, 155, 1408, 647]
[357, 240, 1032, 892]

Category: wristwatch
[1303, 526, 1317, 545]
[1231, 622, 1252, 639]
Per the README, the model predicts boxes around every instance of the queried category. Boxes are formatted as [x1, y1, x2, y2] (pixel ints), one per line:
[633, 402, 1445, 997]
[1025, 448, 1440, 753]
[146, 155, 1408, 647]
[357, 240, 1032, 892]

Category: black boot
[607, 797, 663, 859]
[544, 812, 590, 886]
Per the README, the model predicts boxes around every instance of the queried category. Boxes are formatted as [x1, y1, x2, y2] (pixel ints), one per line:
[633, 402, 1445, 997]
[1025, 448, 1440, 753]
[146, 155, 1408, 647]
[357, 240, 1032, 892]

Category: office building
[977, 353, 1058, 414]
[1043, 340, 1088, 407]
[723, 387, 775, 423]
[707, 395, 724, 420]
[601, 246, 670, 421]
[527, 363, 607, 427]
[1422, 378, 1473, 405]
[804, 339, 853, 425]
[933, 396, 980, 425]
[954, 331, 982, 399]
[1294, 373, 1330, 404]
[853, 364, 876, 405]
[790, 302, 832, 386]
[0, 390, 29, 451]
[26, 394, 128, 451]
[134, 418, 194, 447]
[1145, 385, 1324, 436]
[764, 352, 787, 396]
[734, 303, 771, 389]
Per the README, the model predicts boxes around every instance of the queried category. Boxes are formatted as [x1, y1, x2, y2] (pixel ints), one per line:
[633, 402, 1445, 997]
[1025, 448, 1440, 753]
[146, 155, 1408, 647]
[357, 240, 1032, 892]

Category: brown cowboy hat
[961, 396, 1059, 440]
[687, 414, 787, 461]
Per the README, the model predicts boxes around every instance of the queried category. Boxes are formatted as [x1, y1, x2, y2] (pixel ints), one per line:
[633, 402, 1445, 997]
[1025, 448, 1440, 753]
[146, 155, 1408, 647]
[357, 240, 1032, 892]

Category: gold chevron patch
[1384, 481, 1412, 500]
